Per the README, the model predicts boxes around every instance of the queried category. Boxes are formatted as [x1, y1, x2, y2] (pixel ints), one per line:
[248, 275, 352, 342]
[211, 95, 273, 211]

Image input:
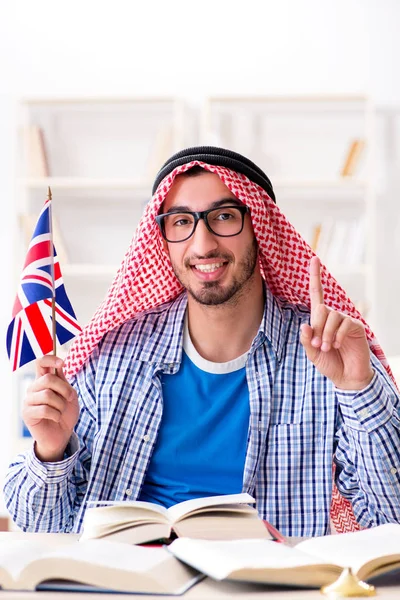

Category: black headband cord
[152, 146, 276, 203]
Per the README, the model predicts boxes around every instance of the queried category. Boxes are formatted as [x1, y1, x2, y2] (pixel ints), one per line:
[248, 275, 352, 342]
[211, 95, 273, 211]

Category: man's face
[161, 171, 259, 306]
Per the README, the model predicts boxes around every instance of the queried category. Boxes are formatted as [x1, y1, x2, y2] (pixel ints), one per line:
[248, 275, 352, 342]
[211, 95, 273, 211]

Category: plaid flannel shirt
[4, 288, 400, 536]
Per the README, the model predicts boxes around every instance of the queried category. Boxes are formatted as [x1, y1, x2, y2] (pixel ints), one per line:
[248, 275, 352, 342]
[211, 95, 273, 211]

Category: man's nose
[189, 218, 219, 254]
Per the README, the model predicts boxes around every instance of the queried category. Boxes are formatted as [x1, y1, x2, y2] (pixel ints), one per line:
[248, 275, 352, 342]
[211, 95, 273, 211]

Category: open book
[80, 493, 272, 544]
[168, 523, 400, 588]
[0, 538, 201, 594]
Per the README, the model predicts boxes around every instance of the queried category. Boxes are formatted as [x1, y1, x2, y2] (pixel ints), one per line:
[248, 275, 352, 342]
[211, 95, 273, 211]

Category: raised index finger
[309, 256, 324, 313]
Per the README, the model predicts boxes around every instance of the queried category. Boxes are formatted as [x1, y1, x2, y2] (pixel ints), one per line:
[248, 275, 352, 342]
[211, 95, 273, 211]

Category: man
[4, 147, 400, 536]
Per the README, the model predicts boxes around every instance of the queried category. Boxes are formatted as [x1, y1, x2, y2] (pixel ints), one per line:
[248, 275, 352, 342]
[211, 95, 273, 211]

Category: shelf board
[21, 177, 152, 191]
[274, 179, 368, 189]
[325, 263, 370, 276]
[21, 177, 367, 192]
[22, 96, 179, 105]
[208, 94, 369, 103]
[63, 264, 119, 278]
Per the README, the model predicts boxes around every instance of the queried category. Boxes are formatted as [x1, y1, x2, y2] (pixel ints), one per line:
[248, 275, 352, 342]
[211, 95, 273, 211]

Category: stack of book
[0, 494, 399, 594]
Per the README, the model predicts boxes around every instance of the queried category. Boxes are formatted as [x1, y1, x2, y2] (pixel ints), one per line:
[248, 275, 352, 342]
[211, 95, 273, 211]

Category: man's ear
[161, 237, 169, 253]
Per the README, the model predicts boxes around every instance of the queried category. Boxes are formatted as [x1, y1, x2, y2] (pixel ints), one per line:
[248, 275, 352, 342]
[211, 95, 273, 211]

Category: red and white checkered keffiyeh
[64, 161, 394, 534]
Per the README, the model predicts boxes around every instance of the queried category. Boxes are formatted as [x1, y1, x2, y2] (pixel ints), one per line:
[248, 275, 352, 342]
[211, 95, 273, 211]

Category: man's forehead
[161, 171, 240, 211]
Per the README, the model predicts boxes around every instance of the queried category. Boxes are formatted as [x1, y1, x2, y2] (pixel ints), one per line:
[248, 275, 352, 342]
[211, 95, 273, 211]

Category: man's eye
[172, 217, 192, 227]
[215, 212, 234, 221]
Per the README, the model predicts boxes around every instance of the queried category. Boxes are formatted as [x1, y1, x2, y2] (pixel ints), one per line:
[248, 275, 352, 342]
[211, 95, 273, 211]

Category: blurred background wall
[0, 0, 399, 519]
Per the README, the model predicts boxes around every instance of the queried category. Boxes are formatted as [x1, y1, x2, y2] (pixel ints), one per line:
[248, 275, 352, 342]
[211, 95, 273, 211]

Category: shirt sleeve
[3, 347, 99, 532]
[334, 353, 400, 527]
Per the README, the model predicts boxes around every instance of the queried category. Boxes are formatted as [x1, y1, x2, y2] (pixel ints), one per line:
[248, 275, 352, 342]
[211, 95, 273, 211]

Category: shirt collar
[139, 285, 286, 366]
[254, 283, 286, 362]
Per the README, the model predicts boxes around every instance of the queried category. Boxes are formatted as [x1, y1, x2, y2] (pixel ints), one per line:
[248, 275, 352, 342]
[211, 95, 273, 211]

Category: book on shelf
[315, 218, 366, 271]
[346, 217, 366, 266]
[24, 125, 50, 178]
[80, 492, 272, 544]
[0, 537, 201, 594]
[313, 218, 335, 263]
[168, 523, 400, 589]
[310, 223, 322, 252]
[323, 219, 349, 267]
[340, 139, 366, 177]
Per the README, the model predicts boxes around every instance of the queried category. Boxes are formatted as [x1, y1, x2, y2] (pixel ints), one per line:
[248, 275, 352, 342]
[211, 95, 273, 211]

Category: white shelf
[21, 177, 152, 192]
[207, 94, 368, 104]
[274, 179, 368, 203]
[202, 94, 375, 323]
[63, 264, 119, 278]
[274, 178, 367, 189]
[22, 177, 367, 195]
[326, 264, 371, 277]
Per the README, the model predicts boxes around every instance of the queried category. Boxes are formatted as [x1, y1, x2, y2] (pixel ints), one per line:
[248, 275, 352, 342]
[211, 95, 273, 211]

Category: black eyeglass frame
[155, 205, 251, 243]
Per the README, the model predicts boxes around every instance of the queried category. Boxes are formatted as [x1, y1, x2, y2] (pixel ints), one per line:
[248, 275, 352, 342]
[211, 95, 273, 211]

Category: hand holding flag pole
[6, 189, 82, 461]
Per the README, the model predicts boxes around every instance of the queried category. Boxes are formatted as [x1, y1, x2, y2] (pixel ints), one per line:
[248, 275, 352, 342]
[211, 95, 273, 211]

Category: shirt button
[143, 434, 150, 442]
[55, 470, 62, 476]
[125, 489, 132, 496]
[390, 467, 397, 475]
[360, 408, 371, 418]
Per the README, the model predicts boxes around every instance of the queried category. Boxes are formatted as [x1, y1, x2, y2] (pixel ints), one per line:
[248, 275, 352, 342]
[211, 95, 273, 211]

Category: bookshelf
[17, 97, 195, 321]
[13, 96, 196, 456]
[201, 95, 376, 322]
[12, 94, 380, 456]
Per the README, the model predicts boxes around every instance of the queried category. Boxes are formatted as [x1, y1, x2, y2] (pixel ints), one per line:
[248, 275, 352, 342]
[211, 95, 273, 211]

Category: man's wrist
[33, 441, 68, 463]
[334, 369, 375, 392]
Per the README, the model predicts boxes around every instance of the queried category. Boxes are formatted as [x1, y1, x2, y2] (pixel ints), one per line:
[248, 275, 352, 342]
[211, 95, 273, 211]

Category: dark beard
[172, 238, 259, 307]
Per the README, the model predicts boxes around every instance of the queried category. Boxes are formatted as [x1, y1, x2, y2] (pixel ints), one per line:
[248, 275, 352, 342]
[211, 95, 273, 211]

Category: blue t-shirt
[138, 318, 250, 507]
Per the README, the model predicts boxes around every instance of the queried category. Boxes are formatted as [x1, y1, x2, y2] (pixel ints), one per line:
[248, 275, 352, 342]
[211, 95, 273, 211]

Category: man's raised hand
[22, 355, 79, 462]
[300, 256, 374, 390]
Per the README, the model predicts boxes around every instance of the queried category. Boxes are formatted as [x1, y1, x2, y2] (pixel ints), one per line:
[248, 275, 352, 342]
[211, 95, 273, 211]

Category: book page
[297, 523, 400, 575]
[0, 540, 54, 588]
[81, 503, 169, 540]
[167, 493, 255, 523]
[168, 538, 335, 580]
[173, 513, 271, 541]
[86, 499, 168, 515]
[21, 540, 200, 594]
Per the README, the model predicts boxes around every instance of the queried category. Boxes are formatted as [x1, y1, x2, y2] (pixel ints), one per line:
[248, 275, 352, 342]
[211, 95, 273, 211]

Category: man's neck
[186, 276, 265, 363]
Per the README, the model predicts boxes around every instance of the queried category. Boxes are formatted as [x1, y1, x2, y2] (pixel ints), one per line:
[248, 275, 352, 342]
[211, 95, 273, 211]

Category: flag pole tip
[47, 186, 52, 201]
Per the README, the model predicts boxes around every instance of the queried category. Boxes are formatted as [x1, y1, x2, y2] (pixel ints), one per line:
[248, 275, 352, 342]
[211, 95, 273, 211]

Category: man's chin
[188, 283, 236, 306]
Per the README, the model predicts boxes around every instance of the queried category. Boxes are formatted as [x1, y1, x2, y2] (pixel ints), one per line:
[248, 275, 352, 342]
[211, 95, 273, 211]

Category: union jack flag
[7, 198, 81, 371]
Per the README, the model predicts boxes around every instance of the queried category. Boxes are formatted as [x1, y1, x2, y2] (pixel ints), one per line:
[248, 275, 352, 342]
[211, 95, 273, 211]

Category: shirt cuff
[335, 370, 394, 432]
[26, 433, 80, 487]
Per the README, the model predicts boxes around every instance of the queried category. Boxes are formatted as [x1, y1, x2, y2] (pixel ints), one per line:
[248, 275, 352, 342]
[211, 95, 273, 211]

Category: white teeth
[194, 262, 224, 273]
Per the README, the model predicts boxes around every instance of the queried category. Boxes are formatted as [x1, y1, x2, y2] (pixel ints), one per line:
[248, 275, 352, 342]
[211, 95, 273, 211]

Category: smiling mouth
[193, 262, 225, 273]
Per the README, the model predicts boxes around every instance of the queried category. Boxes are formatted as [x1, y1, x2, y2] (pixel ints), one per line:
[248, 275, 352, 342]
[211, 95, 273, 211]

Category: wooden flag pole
[47, 186, 57, 357]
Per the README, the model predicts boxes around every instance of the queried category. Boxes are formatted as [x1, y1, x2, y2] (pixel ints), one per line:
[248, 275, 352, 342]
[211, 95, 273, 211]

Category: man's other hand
[300, 256, 374, 391]
[22, 355, 79, 462]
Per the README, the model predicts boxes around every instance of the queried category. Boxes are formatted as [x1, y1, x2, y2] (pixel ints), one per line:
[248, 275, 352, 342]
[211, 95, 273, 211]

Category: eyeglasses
[155, 205, 250, 243]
